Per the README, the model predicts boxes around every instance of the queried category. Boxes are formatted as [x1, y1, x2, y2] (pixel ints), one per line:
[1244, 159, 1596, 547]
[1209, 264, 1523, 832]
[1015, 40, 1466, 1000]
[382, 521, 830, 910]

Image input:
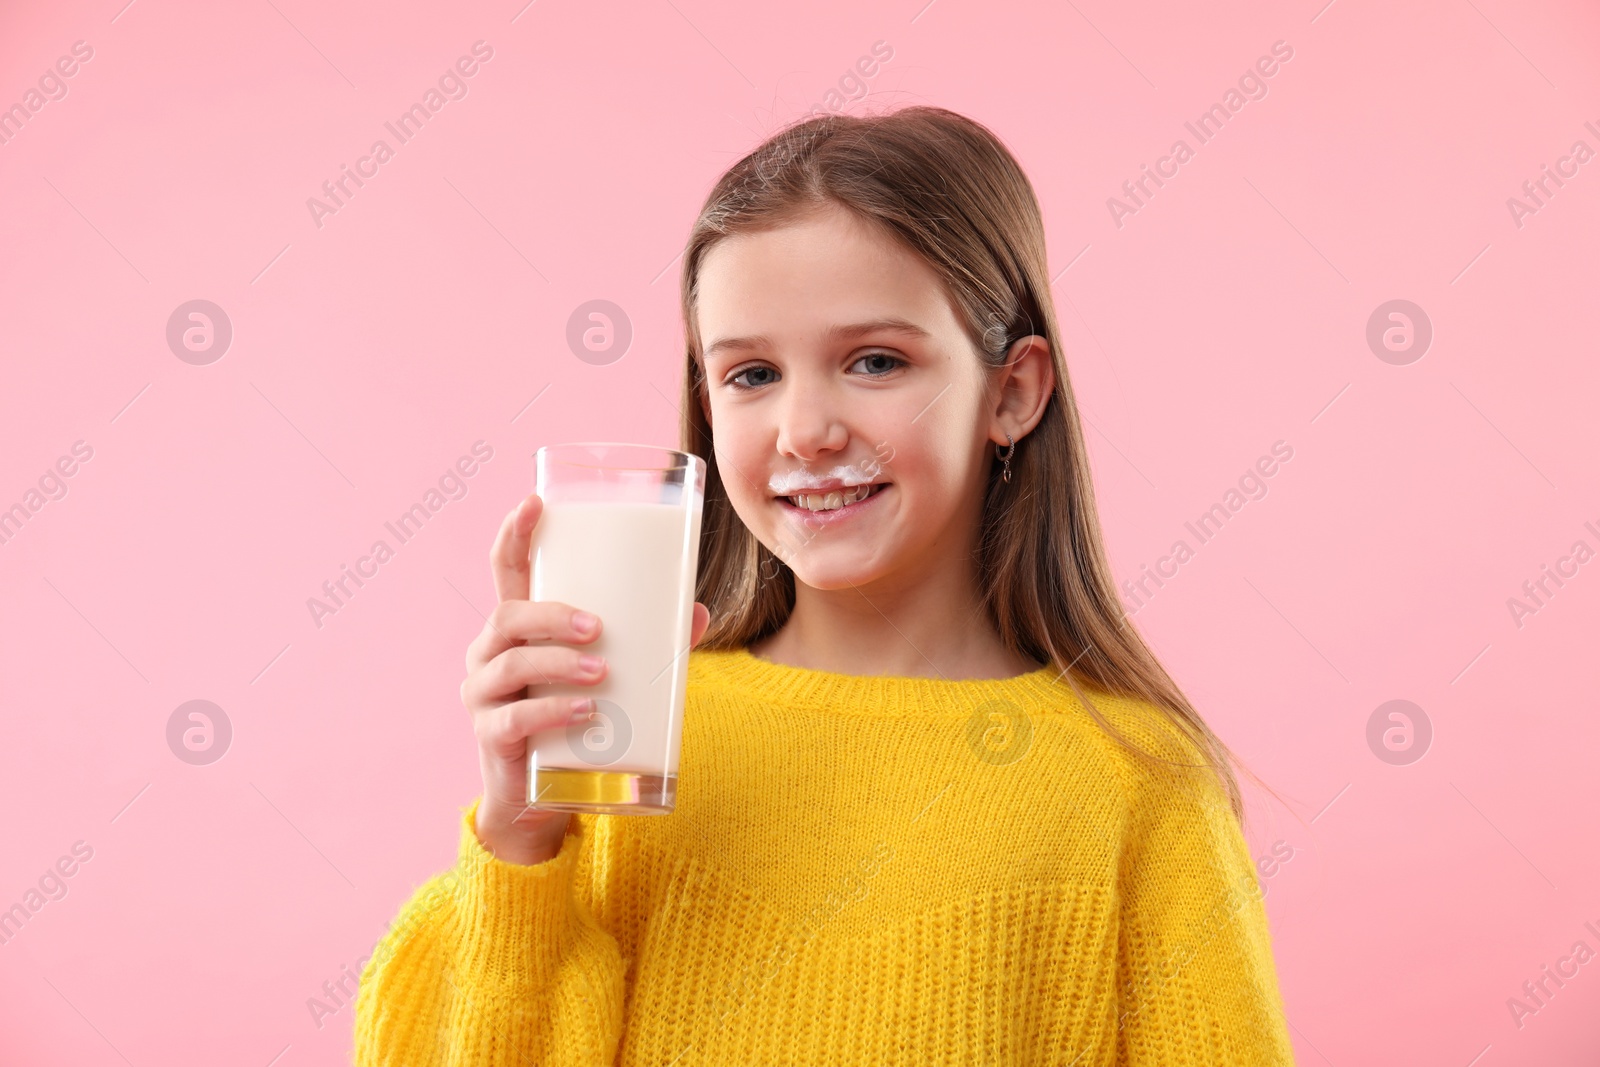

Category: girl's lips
[776, 483, 889, 526]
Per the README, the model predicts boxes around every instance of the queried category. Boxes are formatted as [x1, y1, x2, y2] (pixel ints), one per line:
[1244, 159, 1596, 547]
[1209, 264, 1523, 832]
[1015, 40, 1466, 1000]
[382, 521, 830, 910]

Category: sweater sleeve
[1111, 732, 1296, 1066]
[351, 798, 627, 1067]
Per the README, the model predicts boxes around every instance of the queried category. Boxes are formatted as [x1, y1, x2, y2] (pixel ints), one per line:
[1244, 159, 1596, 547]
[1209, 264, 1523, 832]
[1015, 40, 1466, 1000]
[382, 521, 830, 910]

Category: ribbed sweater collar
[692, 646, 1073, 715]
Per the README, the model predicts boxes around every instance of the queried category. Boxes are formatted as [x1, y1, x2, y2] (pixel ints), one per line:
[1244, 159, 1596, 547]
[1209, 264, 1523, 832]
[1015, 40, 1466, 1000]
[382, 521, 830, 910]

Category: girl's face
[696, 203, 1013, 593]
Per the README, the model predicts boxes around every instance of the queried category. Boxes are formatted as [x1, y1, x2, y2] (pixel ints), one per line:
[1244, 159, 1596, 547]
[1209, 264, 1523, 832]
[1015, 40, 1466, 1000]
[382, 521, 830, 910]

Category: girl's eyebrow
[704, 317, 931, 362]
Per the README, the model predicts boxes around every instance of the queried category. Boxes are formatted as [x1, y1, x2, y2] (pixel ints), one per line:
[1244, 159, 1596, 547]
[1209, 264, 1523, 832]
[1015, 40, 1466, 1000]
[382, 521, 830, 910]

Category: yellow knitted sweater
[353, 647, 1295, 1065]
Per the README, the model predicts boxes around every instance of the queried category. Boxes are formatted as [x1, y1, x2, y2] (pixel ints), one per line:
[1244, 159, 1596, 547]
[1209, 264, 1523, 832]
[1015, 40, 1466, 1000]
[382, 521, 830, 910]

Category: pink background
[2, 0, 1598, 1063]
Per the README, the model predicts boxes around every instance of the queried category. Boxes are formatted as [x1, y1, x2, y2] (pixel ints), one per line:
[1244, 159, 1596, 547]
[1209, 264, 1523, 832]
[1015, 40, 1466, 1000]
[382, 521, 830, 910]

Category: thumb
[689, 602, 711, 647]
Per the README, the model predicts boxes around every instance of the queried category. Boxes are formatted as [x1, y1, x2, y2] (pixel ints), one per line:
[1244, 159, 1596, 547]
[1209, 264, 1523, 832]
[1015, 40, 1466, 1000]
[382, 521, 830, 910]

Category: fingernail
[579, 654, 605, 673]
[569, 697, 593, 718]
[572, 611, 598, 634]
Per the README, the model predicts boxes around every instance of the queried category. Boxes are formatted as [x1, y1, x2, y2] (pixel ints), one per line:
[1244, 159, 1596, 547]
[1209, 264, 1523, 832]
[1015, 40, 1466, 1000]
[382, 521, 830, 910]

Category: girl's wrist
[474, 799, 569, 866]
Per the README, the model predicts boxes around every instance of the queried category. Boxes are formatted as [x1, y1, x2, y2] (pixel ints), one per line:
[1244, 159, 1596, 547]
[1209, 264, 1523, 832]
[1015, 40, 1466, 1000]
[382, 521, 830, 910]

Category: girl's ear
[990, 335, 1055, 444]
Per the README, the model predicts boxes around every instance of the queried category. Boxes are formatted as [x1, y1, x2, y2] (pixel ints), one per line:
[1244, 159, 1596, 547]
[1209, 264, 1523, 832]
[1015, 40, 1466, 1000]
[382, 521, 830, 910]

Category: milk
[528, 499, 702, 780]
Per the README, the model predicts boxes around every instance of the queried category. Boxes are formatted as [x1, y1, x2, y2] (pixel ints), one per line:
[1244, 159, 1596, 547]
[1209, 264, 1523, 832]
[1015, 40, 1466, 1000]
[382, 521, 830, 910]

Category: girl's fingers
[489, 493, 542, 604]
[690, 602, 710, 647]
[465, 599, 602, 673]
[463, 641, 607, 707]
[474, 693, 595, 757]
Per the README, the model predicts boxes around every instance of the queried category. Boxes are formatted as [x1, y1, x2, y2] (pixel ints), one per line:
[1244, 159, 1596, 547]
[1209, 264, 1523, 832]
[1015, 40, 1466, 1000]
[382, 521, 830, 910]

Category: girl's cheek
[729, 463, 775, 514]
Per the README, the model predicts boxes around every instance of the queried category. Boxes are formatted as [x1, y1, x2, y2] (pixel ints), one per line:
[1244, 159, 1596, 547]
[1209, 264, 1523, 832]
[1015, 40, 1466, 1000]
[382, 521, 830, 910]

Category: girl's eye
[728, 365, 779, 390]
[724, 352, 905, 392]
[852, 352, 905, 377]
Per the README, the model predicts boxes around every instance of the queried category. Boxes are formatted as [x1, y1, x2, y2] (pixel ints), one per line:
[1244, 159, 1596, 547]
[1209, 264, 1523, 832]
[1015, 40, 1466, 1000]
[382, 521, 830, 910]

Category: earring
[996, 432, 1015, 483]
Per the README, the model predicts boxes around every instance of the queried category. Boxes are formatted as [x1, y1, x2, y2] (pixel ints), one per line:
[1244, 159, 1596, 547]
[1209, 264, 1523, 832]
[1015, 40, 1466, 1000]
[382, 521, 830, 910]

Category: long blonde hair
[675, 106, 1280, 824]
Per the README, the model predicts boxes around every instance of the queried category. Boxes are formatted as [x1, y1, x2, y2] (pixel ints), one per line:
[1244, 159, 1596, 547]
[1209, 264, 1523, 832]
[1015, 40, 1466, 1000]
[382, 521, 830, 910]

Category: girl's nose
[774, 389, 849, 462]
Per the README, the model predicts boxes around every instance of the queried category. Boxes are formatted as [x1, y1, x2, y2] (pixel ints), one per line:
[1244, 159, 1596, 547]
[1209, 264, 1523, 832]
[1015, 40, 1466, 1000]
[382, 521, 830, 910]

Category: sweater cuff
[445, 796, 588, 990]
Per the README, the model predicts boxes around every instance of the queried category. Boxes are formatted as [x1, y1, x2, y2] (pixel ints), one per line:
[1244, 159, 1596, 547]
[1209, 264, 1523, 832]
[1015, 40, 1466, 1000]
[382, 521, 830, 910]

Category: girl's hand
[463, 492, 711, 866]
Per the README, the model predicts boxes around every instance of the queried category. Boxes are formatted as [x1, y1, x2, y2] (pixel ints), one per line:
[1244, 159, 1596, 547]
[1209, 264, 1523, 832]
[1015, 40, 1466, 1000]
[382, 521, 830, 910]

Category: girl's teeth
[790, 485, 874, 511]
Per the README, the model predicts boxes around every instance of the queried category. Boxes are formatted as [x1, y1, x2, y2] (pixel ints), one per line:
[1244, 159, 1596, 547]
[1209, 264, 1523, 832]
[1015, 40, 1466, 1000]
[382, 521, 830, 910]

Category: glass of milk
[525, 443, 706, 815]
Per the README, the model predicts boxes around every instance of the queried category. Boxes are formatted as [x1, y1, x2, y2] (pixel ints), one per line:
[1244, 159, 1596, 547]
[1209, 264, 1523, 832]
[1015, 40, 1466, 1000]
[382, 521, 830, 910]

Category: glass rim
[535, 441, 705, 473]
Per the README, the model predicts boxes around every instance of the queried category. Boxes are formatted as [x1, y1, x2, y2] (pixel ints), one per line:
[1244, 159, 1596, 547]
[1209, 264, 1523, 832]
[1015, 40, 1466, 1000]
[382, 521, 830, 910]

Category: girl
[354, 106, 1296, 1065]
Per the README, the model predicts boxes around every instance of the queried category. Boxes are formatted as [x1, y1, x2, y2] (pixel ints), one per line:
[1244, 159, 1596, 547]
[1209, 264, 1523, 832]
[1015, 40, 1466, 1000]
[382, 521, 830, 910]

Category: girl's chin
[782, 554, 889, 591]
[794, 574, 877, 593]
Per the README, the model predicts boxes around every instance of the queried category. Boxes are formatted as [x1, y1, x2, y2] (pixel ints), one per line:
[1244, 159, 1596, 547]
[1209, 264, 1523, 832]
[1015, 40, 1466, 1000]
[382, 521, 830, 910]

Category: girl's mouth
[776, 482, 889, 524]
